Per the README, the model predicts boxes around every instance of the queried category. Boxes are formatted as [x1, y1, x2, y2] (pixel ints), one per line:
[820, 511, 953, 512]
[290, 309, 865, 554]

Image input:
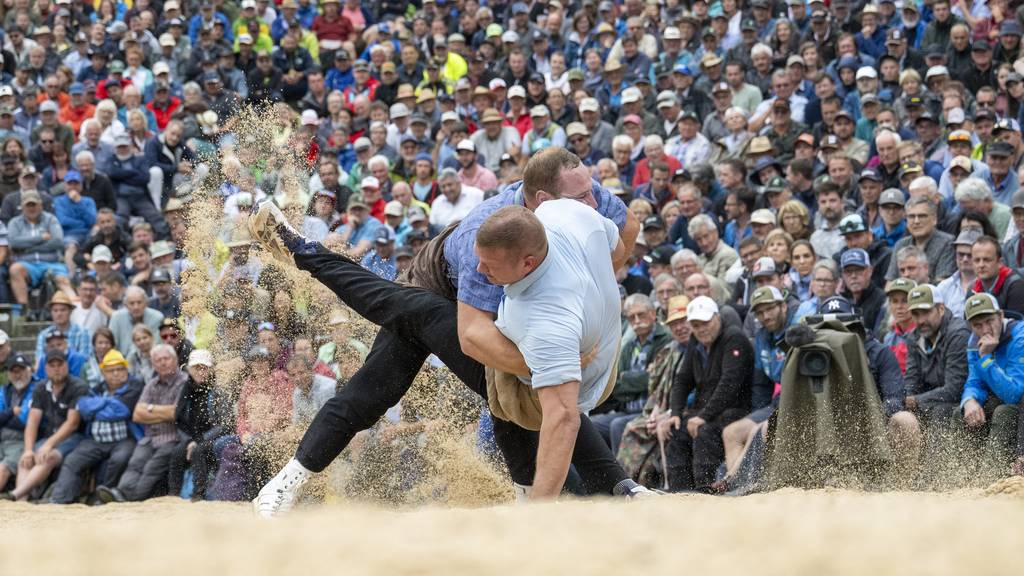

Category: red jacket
[632, 154, 682, 187]
[147, 97, 182, 131]
[311, 14, 354, 43]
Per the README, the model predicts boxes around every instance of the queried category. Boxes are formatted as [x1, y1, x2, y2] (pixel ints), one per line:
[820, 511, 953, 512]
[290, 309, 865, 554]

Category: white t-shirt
[494, 199, 621, 412]
[429, 185, 485, 228]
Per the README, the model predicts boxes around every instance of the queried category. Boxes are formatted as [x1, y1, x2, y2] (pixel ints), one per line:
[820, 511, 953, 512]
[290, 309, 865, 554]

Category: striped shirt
[138, 370, 186, 446]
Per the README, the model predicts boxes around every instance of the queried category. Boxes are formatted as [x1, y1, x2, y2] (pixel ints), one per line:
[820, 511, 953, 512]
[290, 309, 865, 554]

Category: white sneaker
[613, 478, 662, 499]
[248, 200, 311, 266]
[252, 459, 312, 518]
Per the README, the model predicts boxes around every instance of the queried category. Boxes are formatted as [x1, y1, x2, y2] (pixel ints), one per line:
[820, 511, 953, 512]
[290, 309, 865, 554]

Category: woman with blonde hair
[660, 200, 682, 232]
[628, 198, 655, 222]
[777, 199, 811, 241]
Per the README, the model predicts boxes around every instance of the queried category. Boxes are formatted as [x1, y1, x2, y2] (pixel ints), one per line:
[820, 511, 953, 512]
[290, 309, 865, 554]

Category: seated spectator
[167, 350, 234, 502]
[148, 268, 181, 318]
[158, 318, 194, 367]
[592, 294, 670, 452]
[34, 329, 89, 381]
[8, 189, 75, 316]
[104, 134, 170, 239]
[960, 293, 1024, 478]
[37, 292, 93, 361]
[127, 325, 157, 384]
[968, 235, 1024, 315]
[82, 327, 117, 388]
[256, 322, 291, 371]
[659, 296, 754, 492]
[109, 285, 165, 357]
[49, 350, 143, 504]
[75, 150, 117, 212]
[53, 170, 96, 270]
[286, 354, 336, 426]
[690, 214, 739, 282]
[0, 354, 36, 493]
[76, 208, 131, 271]
[886, 196, 956, 282]
[97, 344, 187, 503]
[361, 226, 397, 280]
[331, 194, 383, 259]
[840, 249, 888, 335]
[1, 349, 88, 501]
[429, 168, 485, 228]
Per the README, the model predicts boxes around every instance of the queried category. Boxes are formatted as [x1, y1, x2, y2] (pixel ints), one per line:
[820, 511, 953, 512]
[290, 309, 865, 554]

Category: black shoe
[95, 485, 126, 503]
[0, 491, 15, 501]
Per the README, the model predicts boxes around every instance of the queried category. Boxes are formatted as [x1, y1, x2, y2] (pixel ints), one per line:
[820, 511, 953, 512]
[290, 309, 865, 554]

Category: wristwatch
[147, 403, 154, 413]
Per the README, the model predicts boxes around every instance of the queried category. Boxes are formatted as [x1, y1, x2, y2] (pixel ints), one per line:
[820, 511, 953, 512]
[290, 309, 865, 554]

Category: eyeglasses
[813, 277, 836, 284]
[906, 213, 932, 221]
[956, 251, 973, 260]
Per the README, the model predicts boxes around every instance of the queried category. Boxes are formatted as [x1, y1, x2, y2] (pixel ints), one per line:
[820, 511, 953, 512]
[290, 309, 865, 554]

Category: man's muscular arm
[615, 211, 639, 271]
[532, 380, 581, 499]
[457, 302, 531, 377]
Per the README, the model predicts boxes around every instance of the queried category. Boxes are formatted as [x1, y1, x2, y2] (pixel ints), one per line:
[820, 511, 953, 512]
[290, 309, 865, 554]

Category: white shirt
[429, 185, 485, 228]
[494, 199, 621, 412]
[71, 303, 108, 335]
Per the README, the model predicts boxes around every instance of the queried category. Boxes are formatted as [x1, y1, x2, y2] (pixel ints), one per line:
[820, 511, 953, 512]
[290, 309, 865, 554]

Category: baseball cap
[988, 141, 1015, 157]
[838, 214, 868, 235]
[994, 118, 1021, 134]
[188, 349, 214, 368]
[91, 244, 113, 263]
[686, 296, 719, 322]
[530, 105, 550, 118]
[20, 190, 42, 206]
[818, 296, 855, 314]
[45, 348, 67, 363]
[856, 66, 878, 80]
[840, 248, 871, 269]
[906, 284, 942, 311]
[300, 109, 320, 126]
[507, 85, 527, 99]
[954, 228, 984, 246]
[376, 226, 396, 244]
[885, 278, 917, 295]
[750, 208, 776, 225]
[750, 286, 785, 310]
[949, 156, 974, 173]
[642, 215, 665, 230]
[643, 245, 675, 266]
[621, 87, 642, 104]
[751, 256, 778, 278]
[898, 161, 923, 179]
[964, 293, 1000, 321]
[384, 200, 404, 217]
[1012, 190, 1024, 210]
[879, 188, 905, 206]
[150, 268, 172, 284]
[8, 353, 29, 368]
[360, 176, 380, 190]
[859, 168, 882, 183]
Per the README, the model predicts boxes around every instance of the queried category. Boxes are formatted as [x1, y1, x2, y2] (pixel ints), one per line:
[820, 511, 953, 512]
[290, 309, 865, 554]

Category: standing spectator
[98, 344, 186, 503]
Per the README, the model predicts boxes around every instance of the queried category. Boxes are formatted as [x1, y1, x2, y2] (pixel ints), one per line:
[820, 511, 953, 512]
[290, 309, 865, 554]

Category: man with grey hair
[71, 119, 113, 168]
[97, 344, 185, 503]
[651, 273, 683, 319]
[592, 293, 670, 453]
[429, 168, 484, 228]
[74, 149, 116, 211]
[886, 196, 956, 282]
[750, 69, 809, 130]
[690, 214, 738, 281]
[954, 177, 1012, 239]
[673, 248, 733, 303]
[108, 286, 165, 356]
[895, 245, 932, 285]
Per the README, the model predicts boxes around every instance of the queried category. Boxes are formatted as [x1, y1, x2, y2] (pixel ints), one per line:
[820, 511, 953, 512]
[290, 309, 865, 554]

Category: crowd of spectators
[2, 0, 1024, 503]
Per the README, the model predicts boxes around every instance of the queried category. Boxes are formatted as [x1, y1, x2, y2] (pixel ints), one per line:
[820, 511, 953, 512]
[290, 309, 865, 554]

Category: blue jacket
[36, 350, 88, 382]
[53, 194, 97, 240]
[865, 337, 905, 417]
[77, 378, 145, 441]
[962, 319, 1024, 407]
[0, 380, 36, 431]
[753, 309, 799, 409]
[102, 154, 151, 195]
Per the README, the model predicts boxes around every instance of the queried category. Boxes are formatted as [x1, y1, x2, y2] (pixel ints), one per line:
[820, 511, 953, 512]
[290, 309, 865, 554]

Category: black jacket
[904, 310, 970, 418]
[845, 283, 887, 335]
[81, 171, 117, 212]
[670, 324, 754, 422]
[834, 240, 892, 291]
[174, 376, 234, 442]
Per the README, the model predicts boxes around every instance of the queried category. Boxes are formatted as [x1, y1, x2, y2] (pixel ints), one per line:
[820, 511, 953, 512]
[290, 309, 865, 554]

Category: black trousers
[665, 409, 745, 492]
[293, 246, 626, 493]
[167, 430, 226, 499]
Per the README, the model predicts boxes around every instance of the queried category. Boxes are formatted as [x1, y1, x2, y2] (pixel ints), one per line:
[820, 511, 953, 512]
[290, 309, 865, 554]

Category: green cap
[567, 68, 585, 81]
[750, 286, 784, 310]
[885, 277, 917, 296]
[906, 284, 940, 311]
[108, 59, 125, 73]
[964, 293, 1001, 321]
[764, 175, 787, 192]
[347, 194, 369, 210]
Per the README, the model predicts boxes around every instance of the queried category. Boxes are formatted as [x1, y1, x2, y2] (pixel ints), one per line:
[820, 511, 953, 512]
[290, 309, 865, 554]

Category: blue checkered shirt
[443, 179, 628, 314]
[35, 324, 93, 363]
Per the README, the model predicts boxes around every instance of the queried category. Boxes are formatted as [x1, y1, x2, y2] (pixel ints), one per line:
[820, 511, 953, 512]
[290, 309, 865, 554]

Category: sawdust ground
[2, 483, 1023, 576]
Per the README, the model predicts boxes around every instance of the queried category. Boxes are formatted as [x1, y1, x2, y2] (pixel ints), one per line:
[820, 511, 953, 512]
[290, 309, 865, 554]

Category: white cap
[663, 26, 681, 40]
[152, 61, 170, 75]
[91, 244, 114, 263]
[441, 110, 460, 123]
[164, 0, 180, 9]
[502, 30, 520, 43]
[925, 65, 949, 80]
[456, 139, 475, 152]
[300, 109, 320, 126]
[508, 85, 527, 99]
[686, 296, 719, 322]
[241, 0, 257, 8]
[948, 107, 965, 124]
[384, 200, 404, 216]
[390, 102, 410, 119]
[621, 87, 642, 104]
[0, 329, 7, 346]
[188, 349, 214, 367]
[855, 66, 878, 80]
[0, 86, 13, 97]
[488, 78, 507, 90]
[159, 33, 176, 47]
[579, 97, 600, 113]
[361, 176, 381, 189]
